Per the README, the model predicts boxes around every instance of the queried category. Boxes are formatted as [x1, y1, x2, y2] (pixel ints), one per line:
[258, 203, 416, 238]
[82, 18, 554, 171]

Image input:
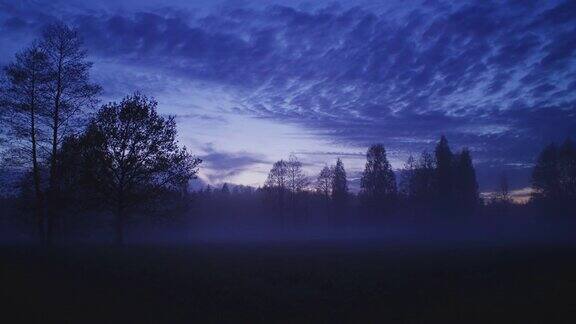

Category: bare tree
[496, 173, 511, 204]
[286, 154, 309, 212]
[266, 160, 288, 188]
[286, 154, 309, 194]
[2, 44, 50, 241]
[40, 22, 101, 243]
[316, 165, 333, 200]
[265, 159, 288, 211]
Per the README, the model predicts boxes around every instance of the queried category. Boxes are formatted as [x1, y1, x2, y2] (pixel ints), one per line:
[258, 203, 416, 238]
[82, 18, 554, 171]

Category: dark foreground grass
[2, 241, 576, 323]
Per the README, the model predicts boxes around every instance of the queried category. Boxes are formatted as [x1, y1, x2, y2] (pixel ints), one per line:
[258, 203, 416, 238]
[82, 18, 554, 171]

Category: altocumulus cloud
[1, 0, 575, 190]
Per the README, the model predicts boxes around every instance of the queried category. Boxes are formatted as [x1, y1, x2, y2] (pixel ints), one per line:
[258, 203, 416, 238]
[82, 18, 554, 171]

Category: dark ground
[1, 241, 576, 323]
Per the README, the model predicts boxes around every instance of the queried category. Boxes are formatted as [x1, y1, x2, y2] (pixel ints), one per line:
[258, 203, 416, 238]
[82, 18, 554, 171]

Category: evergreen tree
[453, 149, 479, 214]
[434, 135, 454, 214]
[435, 135, 453, 200]
[331, 158, 348, 207]
[221, 183, 230, 195]
[360, 144, 397, 215]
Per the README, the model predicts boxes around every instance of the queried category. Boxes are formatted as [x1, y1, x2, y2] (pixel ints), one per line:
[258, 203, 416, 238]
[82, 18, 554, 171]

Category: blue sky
[1, 0, 575, 192]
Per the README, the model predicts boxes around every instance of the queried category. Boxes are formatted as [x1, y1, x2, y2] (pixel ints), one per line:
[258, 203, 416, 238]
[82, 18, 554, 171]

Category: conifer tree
[453, 149, 479, 214]
[331, 158, 348, 207]
[360, 144, 396, 215]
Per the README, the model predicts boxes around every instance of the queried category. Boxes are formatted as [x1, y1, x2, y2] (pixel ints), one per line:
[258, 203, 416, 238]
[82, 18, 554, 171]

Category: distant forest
[1, 23, 575, 245]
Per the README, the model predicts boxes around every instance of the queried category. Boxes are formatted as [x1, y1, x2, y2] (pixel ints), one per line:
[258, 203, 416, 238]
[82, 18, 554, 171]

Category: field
[2, 240, 576, 323]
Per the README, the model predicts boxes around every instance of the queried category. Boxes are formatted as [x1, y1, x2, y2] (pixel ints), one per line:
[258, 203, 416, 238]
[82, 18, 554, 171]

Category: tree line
[187, 134, 575, 237]
[260, 135, 481, 224]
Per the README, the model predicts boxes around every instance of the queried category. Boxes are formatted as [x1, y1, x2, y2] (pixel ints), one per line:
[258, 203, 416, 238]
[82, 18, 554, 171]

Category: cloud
[199, 144, 270, 184]
[1, 0, 575, 189]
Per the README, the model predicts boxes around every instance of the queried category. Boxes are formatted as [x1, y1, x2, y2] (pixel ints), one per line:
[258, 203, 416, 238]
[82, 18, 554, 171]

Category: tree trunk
[46, 58, 63, 246]
[115, 205, 125, 246]
[31, 100, 44, 244]
[29, 78, 45, 244]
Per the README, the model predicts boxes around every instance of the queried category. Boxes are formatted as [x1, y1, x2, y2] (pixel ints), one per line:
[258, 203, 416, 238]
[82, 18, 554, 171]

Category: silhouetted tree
[286, 154, 309, 213]
[434, 135, 453, 212]
[453, 149, 479, 215]
[558, 139, 576, 201]
[490, 173, 512, 216]
[497, 173, 511, 203]
[532, 139, 576, 215]
[360, 144, 396, 216]
[221, 183, 230, 195]
[532, 143, 560, 202]
[2, 44, 49, 241]
[266, 160, 288, 188]
[403, 151, 436, 219]
[41, 22, 101, 243]
[54, 134, 100, 234]
[399, 155, 417, 199]
[287, 154, 308, 192]
[316, 165, 333, 200]
[331, 158, 348, 207]
[265, 159, 288, 212]
[61, 93, 201, 245]
[413, 151, 436, 202]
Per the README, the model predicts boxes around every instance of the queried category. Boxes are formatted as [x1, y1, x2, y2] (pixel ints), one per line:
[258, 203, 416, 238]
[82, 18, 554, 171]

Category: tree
[40, 22, 101, 243]
[453, 149, 479, 215]
[265, 159, 288, 210]
[495, 173, 511, 204]
[221, 183, 230, 195]
[558, 139, 576, 201]
[316, 165, 333, 200]
[265, 160, 288, 189]
[532, 143, 560, 202]
[413, 151, 436, 203]
[2, 44, 50, 241]
[360, 144, 397, 215]
[62, 93, 201, 245]
[400, 151, 435, 219]
[399, 155, 417, 199]
[286, 154, 309, 194]
[331, 158, 348, 206]
[532, 139, 576, 215]
[286, 154, 309, 210]
[490, 173, 512, 216]
[434, 135, 453, 208]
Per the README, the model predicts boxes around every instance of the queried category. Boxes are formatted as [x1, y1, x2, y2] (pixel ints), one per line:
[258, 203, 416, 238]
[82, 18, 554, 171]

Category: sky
[1, 0, 575, 194]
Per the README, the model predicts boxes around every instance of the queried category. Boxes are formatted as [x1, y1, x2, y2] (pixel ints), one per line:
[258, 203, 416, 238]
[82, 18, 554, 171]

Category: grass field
[2, 241, 576, 323]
